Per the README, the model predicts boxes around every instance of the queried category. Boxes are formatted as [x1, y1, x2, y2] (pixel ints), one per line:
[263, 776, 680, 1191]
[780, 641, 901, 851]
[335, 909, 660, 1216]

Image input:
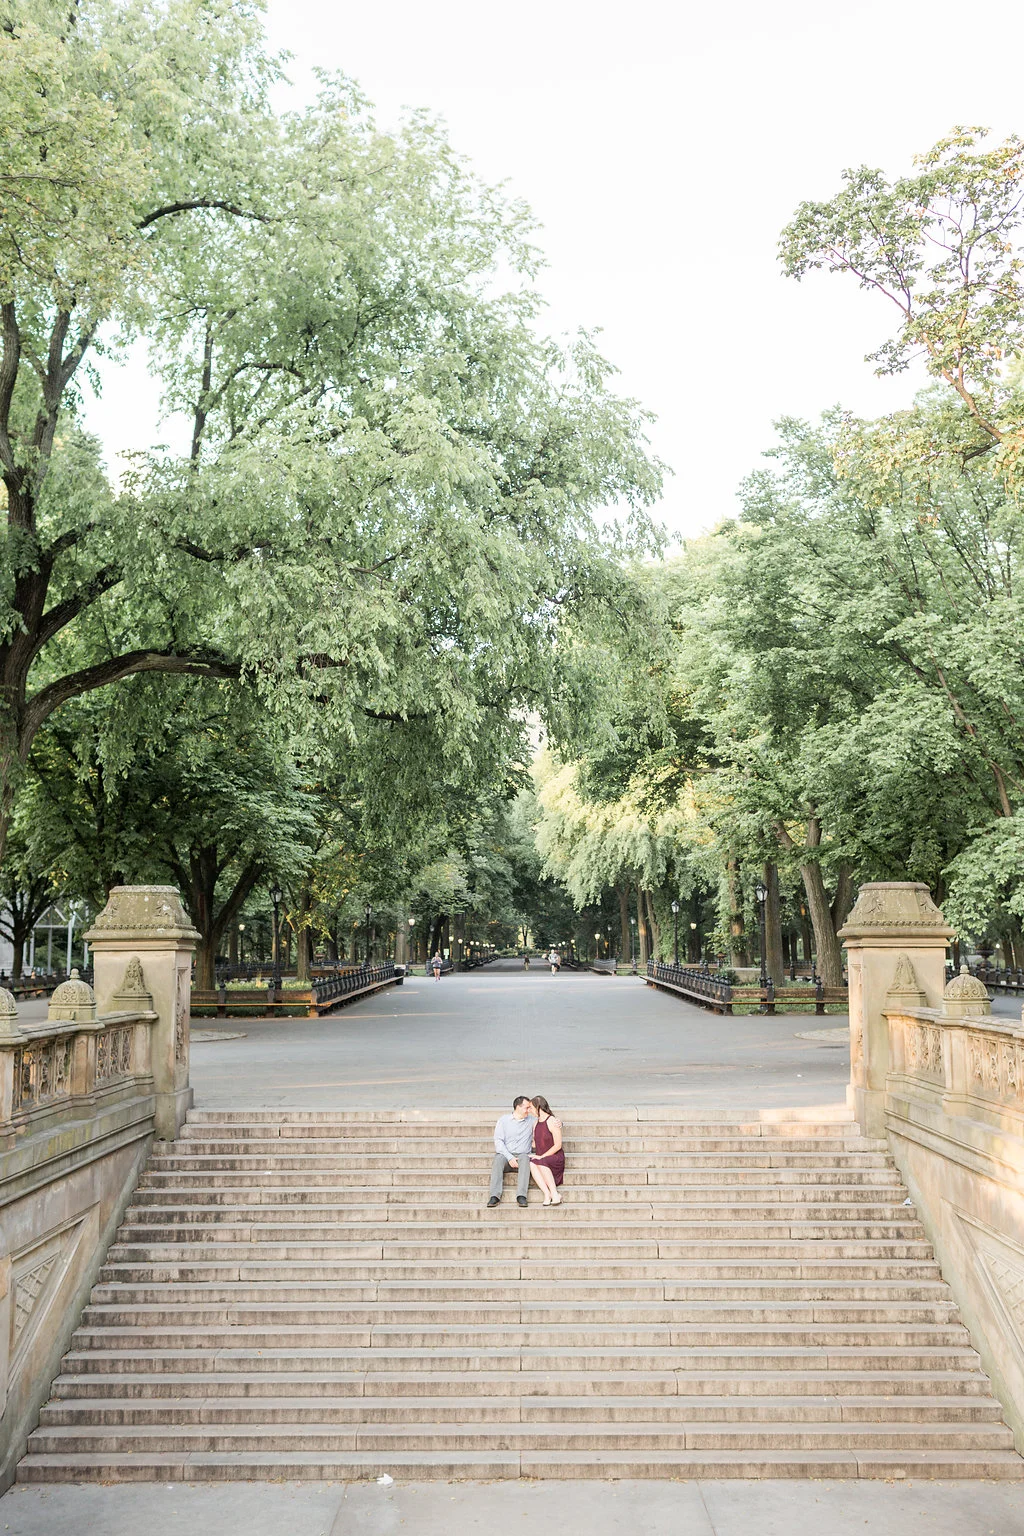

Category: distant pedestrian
[430, 951, 443, 981]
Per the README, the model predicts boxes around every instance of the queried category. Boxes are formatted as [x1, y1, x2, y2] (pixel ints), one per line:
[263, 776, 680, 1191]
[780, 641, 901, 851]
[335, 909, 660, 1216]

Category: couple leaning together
[487, 1095, 564, 1208]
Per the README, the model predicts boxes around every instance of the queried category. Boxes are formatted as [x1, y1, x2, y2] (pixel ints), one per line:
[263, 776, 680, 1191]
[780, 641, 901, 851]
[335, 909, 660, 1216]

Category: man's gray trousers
[490, 1152, 531, 1200]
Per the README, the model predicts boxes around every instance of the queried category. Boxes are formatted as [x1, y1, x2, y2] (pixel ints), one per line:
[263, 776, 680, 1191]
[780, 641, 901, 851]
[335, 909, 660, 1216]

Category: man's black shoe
[487, 1196, 500, 1207]
[517, 1196, 528, 1207]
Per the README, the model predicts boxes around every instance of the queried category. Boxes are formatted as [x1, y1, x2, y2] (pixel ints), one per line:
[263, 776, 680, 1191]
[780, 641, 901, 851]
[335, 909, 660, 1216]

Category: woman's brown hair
[530, 1095, 553, 1116]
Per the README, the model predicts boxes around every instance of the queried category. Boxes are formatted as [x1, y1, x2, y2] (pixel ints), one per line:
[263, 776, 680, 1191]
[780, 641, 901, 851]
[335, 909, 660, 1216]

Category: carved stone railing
[0, 886, 198, 1491]
[843, 882, 1024, 1454]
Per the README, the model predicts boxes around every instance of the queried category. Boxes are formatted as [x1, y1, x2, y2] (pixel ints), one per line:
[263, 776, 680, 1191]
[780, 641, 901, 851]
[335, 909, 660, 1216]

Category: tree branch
[23, 649, 241, 744]
[138, 199, 273, 230]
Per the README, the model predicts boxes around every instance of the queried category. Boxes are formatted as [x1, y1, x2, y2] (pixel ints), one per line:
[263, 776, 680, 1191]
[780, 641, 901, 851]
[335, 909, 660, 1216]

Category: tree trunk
[228, 925, 239, 965]
[295, 884, 313, 981]
[453, 912, 465, 970]
[800, 861, 845, 986]
[618, 882, 631, 962]
[727, 858, 748, 966]
[643, 890, 661, 959]
[799, 907, 813, 967]
[764, 861, 785, 987]
[830, 863, 855, 934]
[637, 892, 650, 965]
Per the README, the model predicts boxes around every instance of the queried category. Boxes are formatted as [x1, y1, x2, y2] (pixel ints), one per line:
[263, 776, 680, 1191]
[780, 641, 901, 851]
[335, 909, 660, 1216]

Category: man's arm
[494, 1118, 511, 1160]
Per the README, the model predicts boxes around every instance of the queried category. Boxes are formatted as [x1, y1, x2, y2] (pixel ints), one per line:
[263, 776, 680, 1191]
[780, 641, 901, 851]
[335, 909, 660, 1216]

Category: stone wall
[0, 886, 197, 1489]
[842, 882, 1024, 1449]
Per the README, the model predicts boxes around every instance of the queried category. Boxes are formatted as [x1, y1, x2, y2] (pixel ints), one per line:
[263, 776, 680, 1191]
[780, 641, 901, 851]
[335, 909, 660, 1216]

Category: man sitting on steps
[487, 1096, 536, 1208]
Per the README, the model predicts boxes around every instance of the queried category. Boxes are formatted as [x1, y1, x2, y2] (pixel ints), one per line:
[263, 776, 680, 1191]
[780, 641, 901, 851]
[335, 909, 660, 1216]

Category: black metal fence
[646, 960, 841, 1016]
[312, 962, 396, 1009]
[947, 961, 1024, 997]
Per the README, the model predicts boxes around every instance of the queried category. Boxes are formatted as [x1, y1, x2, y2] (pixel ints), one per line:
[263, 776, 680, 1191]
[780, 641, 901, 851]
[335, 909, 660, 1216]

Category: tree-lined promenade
[3, 0, 1024, 993]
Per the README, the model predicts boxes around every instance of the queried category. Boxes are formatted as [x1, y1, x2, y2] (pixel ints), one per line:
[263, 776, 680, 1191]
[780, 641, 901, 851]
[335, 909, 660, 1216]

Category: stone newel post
[85, 886, 199, 1139]
[838, 882, 953, 1137]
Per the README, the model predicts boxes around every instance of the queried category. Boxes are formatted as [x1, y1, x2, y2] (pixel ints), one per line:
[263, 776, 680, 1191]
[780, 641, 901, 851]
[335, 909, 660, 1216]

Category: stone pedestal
[838, 882, 953, 1137]
[85, 887, 198, 1139]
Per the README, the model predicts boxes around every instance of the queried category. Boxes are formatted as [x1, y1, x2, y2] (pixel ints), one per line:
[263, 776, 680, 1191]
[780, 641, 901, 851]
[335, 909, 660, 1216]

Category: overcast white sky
[88, 0, 1024, 538]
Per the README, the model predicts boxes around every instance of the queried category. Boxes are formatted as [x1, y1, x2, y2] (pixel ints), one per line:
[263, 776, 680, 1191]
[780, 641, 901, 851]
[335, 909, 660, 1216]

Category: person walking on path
[487, 1096, 536, 1207]
[430, 951, 443, 981]
[529, 1095, 564, 1206]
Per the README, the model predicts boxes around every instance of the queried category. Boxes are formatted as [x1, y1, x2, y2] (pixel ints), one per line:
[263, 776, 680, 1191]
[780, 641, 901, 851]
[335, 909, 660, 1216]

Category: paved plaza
[4, 1476, 1024, 1536]
[185, 961, 853, 1109]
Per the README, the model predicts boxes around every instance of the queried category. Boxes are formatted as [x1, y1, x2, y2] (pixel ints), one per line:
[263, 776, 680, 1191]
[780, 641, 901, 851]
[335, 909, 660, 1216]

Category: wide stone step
[58, 1346, 986, 1375]
[89, 1279, 958, 1305]
[150, 1154, 892, 1171]
[48, 1368, 1002, 1399]
[132, 1181, 907, 1201]
[39, 1392, 1008, 1426]
[81, 1301, 962, 1328]
[89, 1276, 957, 1301]
[71, 1322, 972, 1352]
[17, 1448, 1024, 1481]
[140, 1167, 902, 1186]
[114, 1224, 930, 1246]
[25, 1418, 1016, 1454]
[100, 1257, 946, 1281]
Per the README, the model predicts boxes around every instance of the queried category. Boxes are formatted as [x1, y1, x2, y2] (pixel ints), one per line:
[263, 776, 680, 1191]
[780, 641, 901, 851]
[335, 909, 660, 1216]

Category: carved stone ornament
[113, 955, 153, 1010]
[942, 963, 992, 1019]
[838, 882, 955, 942]
[0, 985, 24, 1043]
[886, 953, 927, 1007]
[84, 885, 199, 945]
[47, 969, 96, 1024]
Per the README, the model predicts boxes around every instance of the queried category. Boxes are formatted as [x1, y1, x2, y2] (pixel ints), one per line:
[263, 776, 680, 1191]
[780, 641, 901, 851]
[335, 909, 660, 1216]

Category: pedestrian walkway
[186, 964, 852, 1109]
[5, 1475, 1024, 1536]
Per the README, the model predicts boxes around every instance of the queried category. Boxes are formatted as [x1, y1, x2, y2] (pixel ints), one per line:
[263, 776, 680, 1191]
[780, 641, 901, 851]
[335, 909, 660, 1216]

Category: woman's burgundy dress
[531, 1117, 564, 1187]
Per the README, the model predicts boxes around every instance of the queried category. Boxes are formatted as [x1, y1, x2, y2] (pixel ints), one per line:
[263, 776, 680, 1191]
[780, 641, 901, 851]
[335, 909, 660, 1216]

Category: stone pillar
[84, 886, 199, 1140]
[838, 882, 953, 1137]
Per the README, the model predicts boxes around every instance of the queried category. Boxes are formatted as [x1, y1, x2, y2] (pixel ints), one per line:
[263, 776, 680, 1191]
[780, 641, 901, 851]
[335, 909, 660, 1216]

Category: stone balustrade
[0, 887, 198, 1490]
[0, 977, 156, 1142]
[844, 883, 1024, 1453]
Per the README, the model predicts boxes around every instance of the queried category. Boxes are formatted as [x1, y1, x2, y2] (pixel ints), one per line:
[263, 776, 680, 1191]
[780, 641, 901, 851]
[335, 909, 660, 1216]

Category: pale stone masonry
[0, 886, 199, 1490]
[841, 881, 1024, 1453]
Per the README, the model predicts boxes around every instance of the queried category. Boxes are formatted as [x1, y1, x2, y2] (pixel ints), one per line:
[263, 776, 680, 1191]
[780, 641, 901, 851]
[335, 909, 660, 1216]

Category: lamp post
[630, 915, 637, 974]
[365, 905, 373, 966]
[238, 923, 245, 970]
[269, 885, 283, 990]
[671, 899, 680, 967]
[407, 914, 415, 967]
[594, 929, 601, 961]
[690, 920, 698, 965]
[754, 881, 769, 1000]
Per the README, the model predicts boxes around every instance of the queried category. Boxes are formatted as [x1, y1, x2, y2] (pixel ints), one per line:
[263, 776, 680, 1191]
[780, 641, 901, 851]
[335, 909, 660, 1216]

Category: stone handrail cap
[838, 882, 955, 942]
[942, 962, 992, 1017]
[0, 985, 24, 1042]
[48, 968, 97, 1023]
[84, 885, 200, 944]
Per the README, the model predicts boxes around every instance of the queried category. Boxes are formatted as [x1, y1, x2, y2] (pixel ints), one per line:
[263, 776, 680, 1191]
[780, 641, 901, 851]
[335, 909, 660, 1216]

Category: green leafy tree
[0, 0, 663, 866]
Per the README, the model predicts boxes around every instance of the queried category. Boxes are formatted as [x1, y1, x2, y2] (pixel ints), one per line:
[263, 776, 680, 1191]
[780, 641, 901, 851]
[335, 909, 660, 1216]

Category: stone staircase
[19, 1108, 1024, 1482]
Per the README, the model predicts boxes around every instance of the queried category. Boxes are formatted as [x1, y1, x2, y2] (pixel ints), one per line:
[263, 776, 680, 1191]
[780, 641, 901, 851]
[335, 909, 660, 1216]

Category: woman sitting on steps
[529, 1095, 564, 1206]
